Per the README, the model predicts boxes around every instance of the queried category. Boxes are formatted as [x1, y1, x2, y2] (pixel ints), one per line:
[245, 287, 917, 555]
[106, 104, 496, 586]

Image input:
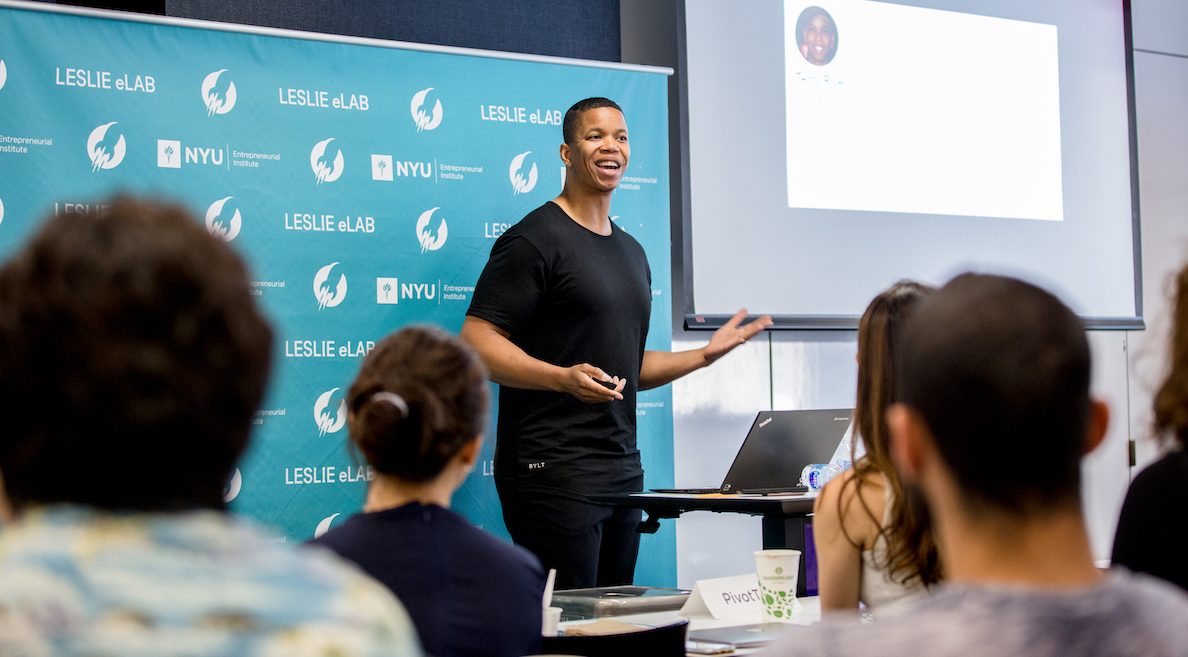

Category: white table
[559, 596, 821, 655]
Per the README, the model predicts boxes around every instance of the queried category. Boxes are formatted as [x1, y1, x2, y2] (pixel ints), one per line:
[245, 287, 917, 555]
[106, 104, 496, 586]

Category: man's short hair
[897, 273, 1091, 516]
[0, 196, 273, 512]
[562, 97, 623, 145]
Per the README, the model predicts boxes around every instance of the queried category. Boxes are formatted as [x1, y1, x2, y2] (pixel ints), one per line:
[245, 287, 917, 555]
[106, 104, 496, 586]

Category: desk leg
[761, 515, 812, 597]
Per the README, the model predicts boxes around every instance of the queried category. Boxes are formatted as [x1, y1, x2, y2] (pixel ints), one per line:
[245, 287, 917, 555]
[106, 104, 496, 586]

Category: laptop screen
[719, 409, 853, 493]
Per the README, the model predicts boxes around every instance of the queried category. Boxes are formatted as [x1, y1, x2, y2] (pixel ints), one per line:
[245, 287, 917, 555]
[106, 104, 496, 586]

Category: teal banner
[0, 3, 675, 585]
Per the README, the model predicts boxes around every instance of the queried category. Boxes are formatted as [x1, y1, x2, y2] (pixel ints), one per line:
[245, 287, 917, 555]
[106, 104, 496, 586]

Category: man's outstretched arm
[638, 309, 772, 390]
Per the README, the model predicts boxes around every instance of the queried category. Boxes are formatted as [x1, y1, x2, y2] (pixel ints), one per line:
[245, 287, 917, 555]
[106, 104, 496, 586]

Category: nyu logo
[374, 276, 437, 304]
[314, 388, 347, 436]
[314, 512, 341, 538]
[157, 139, 224, 168]
[416, 207, 448, 253]
[201, 69, 237, 116]
[205, 196, 242, 242]
[158, 139, 181, 168]
[0, 59, 7, 90]
[376, 277, 399, 304]
[313, 262, 348, 310]
[509, 151, 538, 195]
[371, 154, 393, 181]
[371, 153, 432, 181]
[87, 122, 126, 172]
[223, 468, 242, 503]
[310, 138, 345, 184]
[410, 87, 443, 132]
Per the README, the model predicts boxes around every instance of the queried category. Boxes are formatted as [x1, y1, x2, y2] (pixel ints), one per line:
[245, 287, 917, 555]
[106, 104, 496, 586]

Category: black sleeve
[1111, 458, 1178, 580]
[466, 234, 546, 336]
[1112, 473, 1155, 571]
[1111, 453, 1188, 591]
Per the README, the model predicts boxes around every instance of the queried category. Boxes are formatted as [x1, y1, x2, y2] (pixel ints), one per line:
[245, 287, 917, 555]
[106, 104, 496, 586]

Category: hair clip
[370, 391, 409, 418]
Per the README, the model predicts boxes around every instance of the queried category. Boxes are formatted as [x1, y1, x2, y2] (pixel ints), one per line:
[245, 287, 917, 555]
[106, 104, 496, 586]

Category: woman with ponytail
[314, 325, 546, 657]
[813, 281, 942, 615]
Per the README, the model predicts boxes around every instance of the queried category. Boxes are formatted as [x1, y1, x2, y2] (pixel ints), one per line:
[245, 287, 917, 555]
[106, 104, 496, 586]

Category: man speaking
[462, 97, 770, 589]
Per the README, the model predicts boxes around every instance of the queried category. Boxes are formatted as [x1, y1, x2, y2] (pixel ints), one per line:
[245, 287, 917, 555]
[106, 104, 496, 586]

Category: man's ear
[559, 142, 572, 168]
[1083, 399, 1110, 456]
[459, 435, 484, 469]
[887, 403, 929, 484]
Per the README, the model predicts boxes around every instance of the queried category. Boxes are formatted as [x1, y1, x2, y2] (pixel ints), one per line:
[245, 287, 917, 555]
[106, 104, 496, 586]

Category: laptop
[688, 622, 804, 648]
[650, 409, 853, 495]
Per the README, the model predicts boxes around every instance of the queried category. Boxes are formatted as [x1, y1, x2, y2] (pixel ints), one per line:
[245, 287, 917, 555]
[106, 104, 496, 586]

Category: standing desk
[593, 492, 817, 596]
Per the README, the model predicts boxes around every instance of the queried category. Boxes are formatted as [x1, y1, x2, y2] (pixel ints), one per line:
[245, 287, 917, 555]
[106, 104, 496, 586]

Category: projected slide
[684, 0, 1136, 322]
[784, 1, 1064, 221]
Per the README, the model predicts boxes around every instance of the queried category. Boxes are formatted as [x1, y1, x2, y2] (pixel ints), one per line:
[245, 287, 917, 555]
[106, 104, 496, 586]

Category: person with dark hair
[462, 97, 771, 588]
[814, 281, 941, 615]
[765, 273, 1188, 657]
[314, 325, 546, 657]
[1111, 264, 1188, 592]
[0, 196, 421, 657]
[796, 6, 838, 66]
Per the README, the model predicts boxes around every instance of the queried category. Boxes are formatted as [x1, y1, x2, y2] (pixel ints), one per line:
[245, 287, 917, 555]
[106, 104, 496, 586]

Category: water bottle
[828, 424, 855, 472]
[800, 463, 843, 491]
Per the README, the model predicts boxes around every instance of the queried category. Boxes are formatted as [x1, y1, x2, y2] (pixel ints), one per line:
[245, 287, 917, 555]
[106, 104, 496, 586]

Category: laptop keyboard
[649, 485, 809, 495]
[737, 486, 809, 495]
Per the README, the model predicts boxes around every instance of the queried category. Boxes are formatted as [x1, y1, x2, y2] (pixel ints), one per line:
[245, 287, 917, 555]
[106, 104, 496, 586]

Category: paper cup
[755, 549, 801, 622]
[542, 606, 562, 637]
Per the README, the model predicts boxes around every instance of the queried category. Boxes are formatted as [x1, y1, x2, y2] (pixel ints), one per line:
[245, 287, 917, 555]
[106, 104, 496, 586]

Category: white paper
[679, 574, 765, 621]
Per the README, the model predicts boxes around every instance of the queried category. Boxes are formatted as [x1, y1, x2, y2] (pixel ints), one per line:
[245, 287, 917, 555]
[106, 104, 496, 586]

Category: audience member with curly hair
[1112, 264, 1188, 592]
[0, 196, 421, 657]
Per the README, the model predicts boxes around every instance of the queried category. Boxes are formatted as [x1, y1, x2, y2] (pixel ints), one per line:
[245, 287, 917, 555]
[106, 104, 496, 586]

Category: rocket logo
[314, 388, 347, 436]
[87, 122, 126, 172]
[509, 151, 538, 195]
[410, 87, 443, 132]
[313, 262, 348, 310]
[310, 138, 345, 184]
[415, 207, 448, 253]
[205, 196, 242, 242]
[201, 69, 237, 116]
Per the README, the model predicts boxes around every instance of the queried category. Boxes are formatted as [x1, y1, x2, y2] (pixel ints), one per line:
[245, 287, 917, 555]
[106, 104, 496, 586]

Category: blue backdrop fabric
[0, 4, 676, 585]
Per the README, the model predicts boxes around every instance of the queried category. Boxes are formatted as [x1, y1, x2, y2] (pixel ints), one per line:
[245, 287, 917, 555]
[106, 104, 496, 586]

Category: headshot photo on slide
[797, 5, 838, 66]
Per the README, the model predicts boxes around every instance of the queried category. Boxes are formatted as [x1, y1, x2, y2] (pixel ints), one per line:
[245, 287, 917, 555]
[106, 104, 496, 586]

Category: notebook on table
[650, 408, 853, 495]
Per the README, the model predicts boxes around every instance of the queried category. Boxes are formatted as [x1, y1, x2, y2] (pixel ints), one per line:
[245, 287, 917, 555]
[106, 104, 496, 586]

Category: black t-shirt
[312, 502, 546, 657]
[467, 201, 652, 496]
[1111, 449, 1188, 592]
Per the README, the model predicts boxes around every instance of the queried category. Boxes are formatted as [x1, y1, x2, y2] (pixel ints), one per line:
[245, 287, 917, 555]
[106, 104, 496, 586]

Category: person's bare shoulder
[815, 468, 887, 550]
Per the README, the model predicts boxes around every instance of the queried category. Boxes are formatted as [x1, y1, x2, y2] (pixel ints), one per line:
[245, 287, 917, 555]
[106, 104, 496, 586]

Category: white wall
[625, 0, 1188, 587]
[1126, 0, 1188, 469]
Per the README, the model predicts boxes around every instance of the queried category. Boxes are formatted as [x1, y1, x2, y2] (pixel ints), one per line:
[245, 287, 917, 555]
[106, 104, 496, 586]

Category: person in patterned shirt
[0, 196, 422, 657]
